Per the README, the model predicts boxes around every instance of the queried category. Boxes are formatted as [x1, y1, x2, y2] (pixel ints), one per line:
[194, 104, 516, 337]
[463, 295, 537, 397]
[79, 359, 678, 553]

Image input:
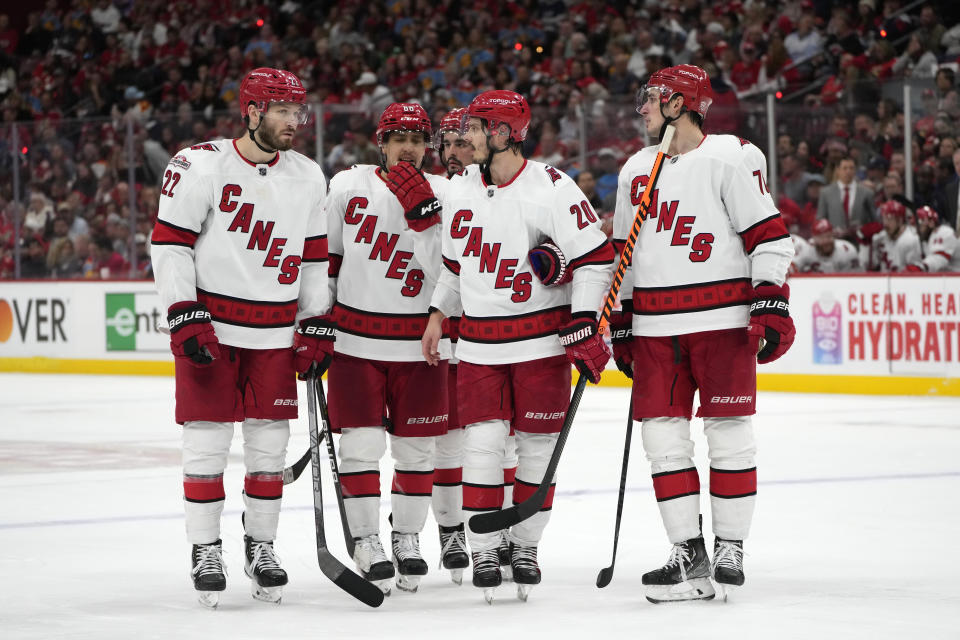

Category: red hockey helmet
[376, 103, 432, 145]
[812, 218, 833, 236]
[637, 64, 714, 119]
[434, 107, 466, 149]
[464, 90, 530, 142]
[878, 199, 907, 220]
[915, 205, 939, 225]
[239, 67, 307, 124]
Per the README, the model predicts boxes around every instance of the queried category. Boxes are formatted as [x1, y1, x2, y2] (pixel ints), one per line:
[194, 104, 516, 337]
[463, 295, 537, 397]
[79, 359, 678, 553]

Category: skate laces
[438, 528, 467, 569]
[192, 543, 227, 578]
[511, 545, 538, 571]
[713, 540, 744, 571]
[666, 542, 693, 582]
[357, 534, 388, 564]
[392, 532, 422, 561]
[473, 548, 499, 572]
[249, 540, 281, 572]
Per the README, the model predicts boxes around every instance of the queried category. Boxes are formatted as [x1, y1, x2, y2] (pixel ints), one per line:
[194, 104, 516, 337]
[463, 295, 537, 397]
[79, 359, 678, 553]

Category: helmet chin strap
[657, 94, 685, 141]
[479, 128, 511, 183]
[247, 109, 278, 155]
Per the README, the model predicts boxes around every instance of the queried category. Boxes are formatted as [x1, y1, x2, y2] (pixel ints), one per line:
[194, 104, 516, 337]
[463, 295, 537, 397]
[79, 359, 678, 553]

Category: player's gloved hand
[528, 240, 572, 286]
[747, 282, 795, 364]
[385, 161, 441, 232]
[608, 304, 634, 378]
[905, 262, 927, 272]
[168, 301, 220, 366]
[293, 315, 336, 379]
[855, 221, 883, 246]
[559, 315, 611, 383]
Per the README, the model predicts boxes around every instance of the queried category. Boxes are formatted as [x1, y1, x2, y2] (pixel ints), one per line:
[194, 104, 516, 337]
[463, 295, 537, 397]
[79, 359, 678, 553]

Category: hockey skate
[243, 536, 287, 603]
[191, 540, 227, 609]
[497, 530, 513, 581]
[471, 548, 502, 604]
[438, 524, 469, 585]
[712, 538, 745, 601]
[510, 543, 541, 602]
[354, 533, 395, 595]
[642, 536, 716, 604]
[391, 531, 428, 593]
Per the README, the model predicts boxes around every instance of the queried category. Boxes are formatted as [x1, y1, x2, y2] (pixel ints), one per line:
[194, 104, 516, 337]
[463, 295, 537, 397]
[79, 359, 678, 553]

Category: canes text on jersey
[449, 209, 533, 303]
[631, 174, 714, 263]
[344, 196, 424, 297]
[218, 184, 301, 284]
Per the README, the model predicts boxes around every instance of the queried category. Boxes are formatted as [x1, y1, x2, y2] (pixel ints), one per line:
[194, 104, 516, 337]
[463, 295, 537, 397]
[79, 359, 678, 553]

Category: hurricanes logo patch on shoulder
[190, 143, 219, 152]
[545, 165, 563, 184]
[170, 154, 191, 170]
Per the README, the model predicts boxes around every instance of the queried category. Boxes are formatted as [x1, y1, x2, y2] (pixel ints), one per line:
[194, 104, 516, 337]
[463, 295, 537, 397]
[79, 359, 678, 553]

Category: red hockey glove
[608, 305, 634, 379]
[905, 262, 927, 272]
[293, 315, 336, 379]
[168, 301, 220, 366]
[528, 240, 572, 286]
[559, 316, 611, 384]
[385, 162, 441, 232]
[855, 221, 883, 246]
[747, 283, 795, 364]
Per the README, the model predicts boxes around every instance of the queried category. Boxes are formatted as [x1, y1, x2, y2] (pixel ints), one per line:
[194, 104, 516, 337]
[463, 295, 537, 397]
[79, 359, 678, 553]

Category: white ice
[1, 374, 958, 639]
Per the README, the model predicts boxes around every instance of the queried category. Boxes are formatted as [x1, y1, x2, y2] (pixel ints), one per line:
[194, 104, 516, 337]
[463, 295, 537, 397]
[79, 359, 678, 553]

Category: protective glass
[265, 102, 309, 126]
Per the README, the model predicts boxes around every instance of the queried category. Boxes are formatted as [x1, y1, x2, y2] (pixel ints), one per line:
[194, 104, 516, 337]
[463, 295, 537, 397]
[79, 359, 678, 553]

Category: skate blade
[516, 583, 534, 602]
[645, 578, 715, 604]
[483, 587, 496, 604]
[250, 582, 283, 603]
[197, 591, 221, 609]
[395, 574, 421, 593]
[449, 569, 463, 586]
[716, 582, 739, 602]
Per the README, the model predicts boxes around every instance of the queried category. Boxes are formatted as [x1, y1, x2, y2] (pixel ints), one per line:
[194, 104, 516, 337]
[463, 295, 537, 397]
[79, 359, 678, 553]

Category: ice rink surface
[1, 373, 959, 639]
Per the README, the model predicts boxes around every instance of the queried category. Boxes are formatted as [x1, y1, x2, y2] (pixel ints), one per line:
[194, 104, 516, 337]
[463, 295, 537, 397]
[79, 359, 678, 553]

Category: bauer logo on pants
[105, 293, 167, 352]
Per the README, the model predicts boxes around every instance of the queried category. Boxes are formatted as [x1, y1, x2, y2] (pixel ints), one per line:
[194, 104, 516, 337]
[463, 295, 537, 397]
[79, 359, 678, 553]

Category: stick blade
[333, 570, 385, 608]
[468, 498, 542, 534]
[596, 567, 613, 588]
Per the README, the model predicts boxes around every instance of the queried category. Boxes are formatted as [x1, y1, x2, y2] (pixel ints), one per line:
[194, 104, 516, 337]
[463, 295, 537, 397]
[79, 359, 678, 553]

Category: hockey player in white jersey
[325, 103, 450, 595]
[422, 90, 615, 602]
[431, 108, 520, 584]
[793, 219, 861, 272]
[610, 65, 794, 603]
[151, 67, 333, 608]
[907, 206, 960, 272]
[863, 200, 922, 271]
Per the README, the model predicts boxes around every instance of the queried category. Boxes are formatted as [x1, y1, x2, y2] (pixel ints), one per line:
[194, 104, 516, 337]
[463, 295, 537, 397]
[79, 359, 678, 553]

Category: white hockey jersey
[790, 235, 814, 274]
[921, 225, 960, 272]
[613, 135, 794, 337]
[430, 160, 615, 365]
[152, 139, 329, 349]
[326, 164, 450, 362]
[792, 238, 860, 272]
[865, 226, 922, 271]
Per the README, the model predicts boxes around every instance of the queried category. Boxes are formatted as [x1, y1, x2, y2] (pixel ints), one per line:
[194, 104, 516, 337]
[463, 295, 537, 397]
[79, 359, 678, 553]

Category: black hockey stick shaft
[469, 125, 676, 535]
[305, 379, 384, 608]
[282, 448, 312, 485]
[596, 400, 634, 588]
[314, 377, 356, 557]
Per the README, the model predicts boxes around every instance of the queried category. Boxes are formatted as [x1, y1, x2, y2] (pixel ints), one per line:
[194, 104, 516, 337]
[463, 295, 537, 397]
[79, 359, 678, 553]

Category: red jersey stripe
[740, 214, 790, 254]
[709, 467, 757, 498]
[341, 470, 381, 498]
[651, 467, 700, 502]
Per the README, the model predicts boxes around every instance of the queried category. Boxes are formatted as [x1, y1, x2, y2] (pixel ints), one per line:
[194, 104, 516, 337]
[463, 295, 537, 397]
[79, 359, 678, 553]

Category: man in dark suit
[817, 156, 876, 239]
[944, 149, 960, 231]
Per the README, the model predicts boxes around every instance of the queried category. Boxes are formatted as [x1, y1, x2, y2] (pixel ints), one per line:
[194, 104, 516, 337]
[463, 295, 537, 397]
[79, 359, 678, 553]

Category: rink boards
[1, 275, 959, 396]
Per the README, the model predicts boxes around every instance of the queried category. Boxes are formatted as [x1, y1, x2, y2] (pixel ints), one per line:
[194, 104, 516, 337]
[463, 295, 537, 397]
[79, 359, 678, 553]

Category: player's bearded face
[257, 103, 305, 151]
[442, 132, 472, 175]
[383, 131, 426, 169]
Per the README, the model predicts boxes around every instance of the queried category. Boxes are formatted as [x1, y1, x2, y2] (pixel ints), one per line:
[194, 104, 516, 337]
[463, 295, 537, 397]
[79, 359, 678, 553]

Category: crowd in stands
[1, 0, 959, 280]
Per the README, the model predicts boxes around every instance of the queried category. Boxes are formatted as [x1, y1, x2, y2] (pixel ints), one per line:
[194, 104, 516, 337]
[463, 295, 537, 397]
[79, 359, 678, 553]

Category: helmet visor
[264, 102, 309, 127]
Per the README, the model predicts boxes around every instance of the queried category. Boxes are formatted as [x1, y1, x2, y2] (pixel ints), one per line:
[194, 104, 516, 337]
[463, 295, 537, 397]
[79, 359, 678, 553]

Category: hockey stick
[314, 377, 356, 557]
[468, 125, 676, 535]
[305, 379, 384, 608]
[596, 400, 634, 588]
[282, 448, 312, 485]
